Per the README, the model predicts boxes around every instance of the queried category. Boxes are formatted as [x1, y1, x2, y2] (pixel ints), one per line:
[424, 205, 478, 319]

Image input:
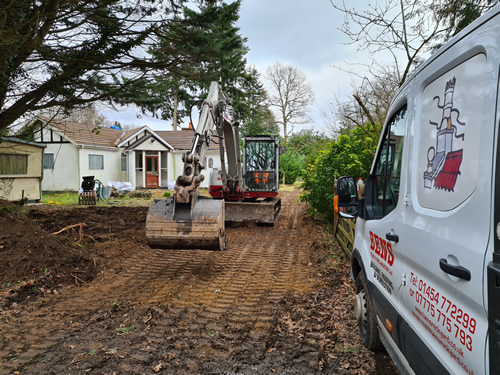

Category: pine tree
[0, 0, 235, 132]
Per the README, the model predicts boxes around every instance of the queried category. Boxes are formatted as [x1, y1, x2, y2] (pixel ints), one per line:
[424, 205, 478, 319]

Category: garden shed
[0, 136, 46, 202]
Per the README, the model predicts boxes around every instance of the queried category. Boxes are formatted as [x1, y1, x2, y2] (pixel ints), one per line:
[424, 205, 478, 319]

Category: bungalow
[27, 118, 222, 191]
[0, 136, 46, 202]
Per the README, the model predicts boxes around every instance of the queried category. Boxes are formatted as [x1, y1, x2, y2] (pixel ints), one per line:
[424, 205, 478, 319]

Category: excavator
[145, 82, 284, 250]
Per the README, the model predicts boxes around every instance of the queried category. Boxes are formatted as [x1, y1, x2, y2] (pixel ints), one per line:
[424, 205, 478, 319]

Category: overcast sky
[237, 0, 359, 134]
[105, 0, 366, 135]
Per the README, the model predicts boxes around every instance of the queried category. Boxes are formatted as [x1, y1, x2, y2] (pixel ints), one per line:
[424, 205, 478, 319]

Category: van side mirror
[335, 176, 359, 219]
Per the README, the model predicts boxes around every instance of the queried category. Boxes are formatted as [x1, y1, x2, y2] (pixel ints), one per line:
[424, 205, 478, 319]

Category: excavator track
[225, 197, 281, 225]
[146, 196, 227, 251]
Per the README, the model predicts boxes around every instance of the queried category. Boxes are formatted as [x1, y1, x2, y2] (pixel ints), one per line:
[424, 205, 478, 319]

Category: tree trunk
[173, 89, 179, 131]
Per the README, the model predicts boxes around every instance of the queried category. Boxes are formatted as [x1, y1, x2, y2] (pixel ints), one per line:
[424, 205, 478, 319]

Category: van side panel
[397, 317, 448, 374]
[350, 10, 500, 375]
[367, 278, 448, 373]
[401, 19, 500, 374]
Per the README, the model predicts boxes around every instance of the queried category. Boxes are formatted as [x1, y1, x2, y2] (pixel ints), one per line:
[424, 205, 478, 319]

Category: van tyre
[355, 271, 383, 351]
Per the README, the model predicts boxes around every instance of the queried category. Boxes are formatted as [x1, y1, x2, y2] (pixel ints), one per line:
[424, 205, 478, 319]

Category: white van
[335, 5, 500, 375]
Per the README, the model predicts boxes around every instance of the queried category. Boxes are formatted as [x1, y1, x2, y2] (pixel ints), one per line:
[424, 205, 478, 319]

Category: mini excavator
[145, 82, 284, 250]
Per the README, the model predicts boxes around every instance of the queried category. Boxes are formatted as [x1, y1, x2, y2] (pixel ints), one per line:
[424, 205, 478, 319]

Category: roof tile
[43, 118, 123, 147]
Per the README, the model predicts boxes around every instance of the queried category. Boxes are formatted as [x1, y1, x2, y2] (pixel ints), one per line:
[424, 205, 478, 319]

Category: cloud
[104, 1, 372, 133]
[239, 0, 350, 69]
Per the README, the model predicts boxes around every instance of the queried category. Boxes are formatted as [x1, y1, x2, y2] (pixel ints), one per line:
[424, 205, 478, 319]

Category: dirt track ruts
[0, 190, 332, 374]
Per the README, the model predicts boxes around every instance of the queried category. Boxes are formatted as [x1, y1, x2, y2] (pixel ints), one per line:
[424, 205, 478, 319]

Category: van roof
[396, 4, 500, 97]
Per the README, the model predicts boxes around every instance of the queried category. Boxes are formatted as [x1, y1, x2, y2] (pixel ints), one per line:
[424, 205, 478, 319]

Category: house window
[0, 154, 28, 175]
[43, 153, 54, 169]
[121, 153, 127, 171]
[89, 154, 104, 170]
[136, 152, 143, 169]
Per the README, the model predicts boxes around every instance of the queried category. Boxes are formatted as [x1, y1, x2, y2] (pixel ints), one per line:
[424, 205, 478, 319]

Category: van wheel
[354, 271, 383, 351]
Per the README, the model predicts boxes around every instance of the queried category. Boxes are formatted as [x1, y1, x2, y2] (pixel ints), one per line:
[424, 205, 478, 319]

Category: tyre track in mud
[0, 191, 324, 373]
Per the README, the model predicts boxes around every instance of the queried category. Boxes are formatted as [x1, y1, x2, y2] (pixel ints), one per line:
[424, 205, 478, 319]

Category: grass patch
[40, 185, 292, 207]
[279, 181, 301, 192]
[41, 192, 78, 205]
[41, 189, 172, 207]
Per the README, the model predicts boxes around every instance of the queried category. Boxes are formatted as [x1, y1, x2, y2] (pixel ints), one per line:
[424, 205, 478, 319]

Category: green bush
[300, 124, 380, 221]
[280, 150, 304, 185]
[287, 130, 331, 167]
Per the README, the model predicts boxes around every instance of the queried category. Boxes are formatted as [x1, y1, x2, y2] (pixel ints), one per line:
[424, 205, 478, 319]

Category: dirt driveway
[0, 190, 396, 374]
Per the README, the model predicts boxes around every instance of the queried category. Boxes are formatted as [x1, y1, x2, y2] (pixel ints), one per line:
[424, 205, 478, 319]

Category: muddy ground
[0, 190, 397, 374]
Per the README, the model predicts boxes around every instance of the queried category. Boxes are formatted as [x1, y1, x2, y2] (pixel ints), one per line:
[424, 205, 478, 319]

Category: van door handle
[386, 233, 399, 243]
[439, 258, 471, 281]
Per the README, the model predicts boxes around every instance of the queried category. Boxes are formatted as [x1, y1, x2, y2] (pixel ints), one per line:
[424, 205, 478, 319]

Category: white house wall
[134, 139, 169, 152]
[169, 149, 222, 189]
[42, 143, 78, 191]
[170, 150, 183, 185]
[34, 125, 79, 192]
[126, 150, 137, 189]
[78, 147, 126, 188]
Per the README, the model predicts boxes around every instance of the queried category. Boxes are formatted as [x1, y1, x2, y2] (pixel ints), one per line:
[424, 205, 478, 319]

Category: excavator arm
[146, 82, 238, 251]
[174, 82, 240, 205]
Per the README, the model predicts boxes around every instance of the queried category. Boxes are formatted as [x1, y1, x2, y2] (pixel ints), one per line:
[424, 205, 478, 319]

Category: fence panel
[335, 215, 356, 256]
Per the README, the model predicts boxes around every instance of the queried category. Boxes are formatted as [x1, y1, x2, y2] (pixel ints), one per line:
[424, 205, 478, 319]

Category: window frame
[0, 153, 28, 175]
[88, 154, 104, 170]
[365, 104, 407, 219]
[43, 153, 55, 169]
[120, 152, 127, 172]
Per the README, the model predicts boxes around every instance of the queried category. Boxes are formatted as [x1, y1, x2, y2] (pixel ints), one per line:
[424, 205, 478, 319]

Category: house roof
[35, 118, 218, 152]
[0, 136, 46, 148]
[156, 129, 221, 151]
[116, 125, 174, 150]
[114, 126, 147, 146]
[41, 118, 123, 148]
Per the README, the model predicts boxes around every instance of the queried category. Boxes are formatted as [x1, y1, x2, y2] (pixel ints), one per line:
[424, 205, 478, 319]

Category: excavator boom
[145, 82, 282, 250]
[146, 82, 231, 250]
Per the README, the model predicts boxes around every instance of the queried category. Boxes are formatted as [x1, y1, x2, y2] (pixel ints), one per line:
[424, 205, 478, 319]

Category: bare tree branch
[328, 0, 494, 142]
[266, 62, 314, 144]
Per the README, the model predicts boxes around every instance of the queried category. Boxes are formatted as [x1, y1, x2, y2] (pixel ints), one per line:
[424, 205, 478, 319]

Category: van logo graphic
[423, 77, 465, 191]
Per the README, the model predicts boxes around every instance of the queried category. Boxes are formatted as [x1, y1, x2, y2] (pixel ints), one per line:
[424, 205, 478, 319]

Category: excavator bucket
[146, 196, 227, 251]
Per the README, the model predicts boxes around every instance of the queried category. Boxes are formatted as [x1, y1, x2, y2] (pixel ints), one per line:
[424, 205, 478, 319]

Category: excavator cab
[209, 135, 284, 199]
[210, 135, 284, 225]
[242, 135, 283, 197]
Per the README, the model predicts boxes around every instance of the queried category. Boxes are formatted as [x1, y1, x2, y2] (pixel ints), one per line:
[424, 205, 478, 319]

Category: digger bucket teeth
[146, 196, 226, 251]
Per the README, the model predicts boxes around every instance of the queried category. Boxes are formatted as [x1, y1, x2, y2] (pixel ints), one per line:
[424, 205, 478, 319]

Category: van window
[371, 105, 407, 218]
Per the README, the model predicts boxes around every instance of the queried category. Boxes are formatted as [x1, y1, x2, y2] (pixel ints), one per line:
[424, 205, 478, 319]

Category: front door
[145, 156, 159, 188]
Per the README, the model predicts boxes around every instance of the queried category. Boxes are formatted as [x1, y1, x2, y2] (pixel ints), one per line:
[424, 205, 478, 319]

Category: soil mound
[0, 216, 94, 284]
